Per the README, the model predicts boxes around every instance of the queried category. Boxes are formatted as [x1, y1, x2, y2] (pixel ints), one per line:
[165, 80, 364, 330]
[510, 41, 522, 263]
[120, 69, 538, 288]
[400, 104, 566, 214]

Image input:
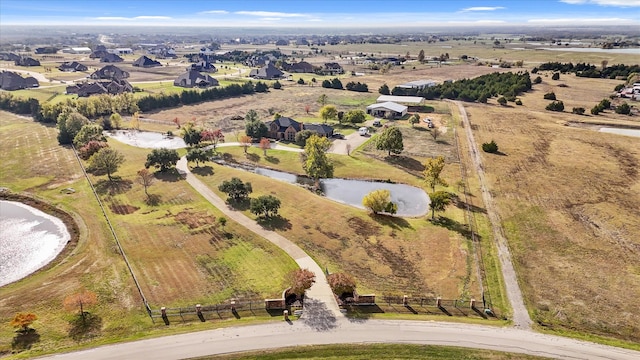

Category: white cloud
[235, 11, 308, 17]
[95, 17, 132, 21]
[199, 10, 229, 14]
[461, 6, 505, 11]
[560, 0, 640, 6]
[94, 15, 171, 21]
[447, 20, 507, 25]
[528, 17, 635, 23]
[260, 18, 281, 21]
[134, 16, 171, 19]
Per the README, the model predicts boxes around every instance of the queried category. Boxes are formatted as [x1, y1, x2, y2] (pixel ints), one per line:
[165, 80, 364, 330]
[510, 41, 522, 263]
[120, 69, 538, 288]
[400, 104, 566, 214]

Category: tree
[379, 83, 390, 95]
[376, 126, 404, 156]
[317, 94, 328, 106]
[429, 191, 451, 220]
[615, 103, 631, 115]
[482, 140, 499, 153]
[362, 189, 397, 215]
[273, 80, 282, 89]
[543, 92, 556, 100]
[240, 135, 252, 154]
[217, 217, 227, 230]
[319, 105, 338, 123]
[145, 148, 180, 172]
[288, 268, 315, 296]
[250, 195, 281, 218]
[343, 109, 366, 124]
[304, 104, 311, 114]
[327, 273, 356, 296]
[295, 129, 314, 146]
[57, 111, 89, 145]
[10, 312, 37, 332]
[302, 135, 334, 187]
[78, 140, 108, 160]
[254, 81, 269, 92]
[109, 112, 122, 129]
[186, 147, 212, 167]
[181, 123, 202, 146]
[430, 127, 442, 141]
[331, 78, 343, 89]
[545, 100, 565, 112]
[63, 290, 98, 323]
[259, 137, 271, 155]
[88, 148, 124, 181]
[572, 107, 585, 115]
[218, 177, 252, 201]
[409, 114, 420, 127]
[137, 168, 154, 198]
[130, 111, 140, 130]
[245, 110, 268, 139]
[73, 124, 105, 148]
[418, 49, 425, 63]
[297, 78, 305, 85]
[423, 156, 448, 192]
[552, 72, 560, 80]
[533, 76, 542, 84]
[201, 129, 225, 151]
[497, 96, 507, 106]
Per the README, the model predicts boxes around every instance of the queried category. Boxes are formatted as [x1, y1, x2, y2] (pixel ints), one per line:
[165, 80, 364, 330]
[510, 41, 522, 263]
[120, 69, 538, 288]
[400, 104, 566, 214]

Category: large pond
[0, 201, 70, 287]
[106, 130, 187, 149]
[253, 167, 429, 217]
[599, 127, 640, 138]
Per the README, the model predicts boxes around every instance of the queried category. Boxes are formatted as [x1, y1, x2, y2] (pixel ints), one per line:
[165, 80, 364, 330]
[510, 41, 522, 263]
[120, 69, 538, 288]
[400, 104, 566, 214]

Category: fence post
[403, 295, 408, 306]
[436, 297, 442, 308]
[470, 299, 476, 309]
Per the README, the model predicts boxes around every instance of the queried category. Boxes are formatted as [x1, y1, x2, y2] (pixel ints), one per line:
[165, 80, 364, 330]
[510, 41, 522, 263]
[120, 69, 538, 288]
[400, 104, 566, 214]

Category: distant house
[266, 117, 334, 141]
[100, 53, 124, 63]
[396, 80, 436, 90]
[108, 48, 133, 55]
[246, 54, 278, 67]
[90, 65, 130, 80]
[60, 47, 91, 54]
[189, 60, 217, 73]
[0, 71, 39, 90]
[173, 70, 219, 88]
[90, 49, 109, 59]
[58, 61, 88, 72]
[249, 63, 284, 80]
[148, 46, 177, 59]
[133, 55, 162, 68]
[68, 79, 133, 97]
[0, 52, 21, 61]
[366, 102, 408, 118]
[321, 62, 344, 75]
[35, 47, 60, 54]
[376, 95, 424, 105]
[285, 61, 314, 73]
[275, 39, 288, 46]
[15, 56, 40, 67]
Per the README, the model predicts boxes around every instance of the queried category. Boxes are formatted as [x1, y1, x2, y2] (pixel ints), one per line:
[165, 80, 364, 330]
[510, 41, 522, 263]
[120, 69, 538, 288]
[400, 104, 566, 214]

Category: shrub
[272, 81, 282, 89]
[599, 99, 611, 109]
[533, 76, 542, 84]
[614, 84, 625, 92]
[497, 97, 507, 106]
[515, 99, 523, 105]
[572, 107, 585, 115]
[552, 72, 560, 80]
[297, 78, 305, 85]
[615, 103, 631, 115]
[543, 92, 556, 100]
[545, 100, 565, 112]
[591, 105, 602, 115]
[482, 140, 499, 153]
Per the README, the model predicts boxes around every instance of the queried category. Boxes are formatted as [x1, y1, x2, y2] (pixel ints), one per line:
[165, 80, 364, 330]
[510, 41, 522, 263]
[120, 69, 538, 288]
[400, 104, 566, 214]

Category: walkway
[175, 157, 343, 321]
[451, 100, 532, 329]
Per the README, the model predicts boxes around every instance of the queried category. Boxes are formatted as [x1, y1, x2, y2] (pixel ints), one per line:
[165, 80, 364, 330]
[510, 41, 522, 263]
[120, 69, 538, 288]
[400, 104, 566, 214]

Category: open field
[460, 73, 640, 342]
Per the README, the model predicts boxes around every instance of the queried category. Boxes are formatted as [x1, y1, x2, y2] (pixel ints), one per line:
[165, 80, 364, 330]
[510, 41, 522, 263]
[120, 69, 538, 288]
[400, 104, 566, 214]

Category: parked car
[358, 127, 368, 136]
[333, 132, 345, 139]
[372, 118, 381, 127]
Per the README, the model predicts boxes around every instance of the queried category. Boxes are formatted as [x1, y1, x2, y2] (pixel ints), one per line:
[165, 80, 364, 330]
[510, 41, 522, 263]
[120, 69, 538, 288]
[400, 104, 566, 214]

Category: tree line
[534, 62, 640, 79]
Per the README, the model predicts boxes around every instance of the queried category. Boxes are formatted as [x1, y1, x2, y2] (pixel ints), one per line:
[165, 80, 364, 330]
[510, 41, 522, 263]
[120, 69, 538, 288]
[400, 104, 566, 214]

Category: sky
[0, 0, 639, 28]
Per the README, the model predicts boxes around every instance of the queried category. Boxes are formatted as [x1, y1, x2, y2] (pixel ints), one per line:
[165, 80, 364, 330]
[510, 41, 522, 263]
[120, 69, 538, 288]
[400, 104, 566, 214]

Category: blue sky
[1, 0, 638, 27]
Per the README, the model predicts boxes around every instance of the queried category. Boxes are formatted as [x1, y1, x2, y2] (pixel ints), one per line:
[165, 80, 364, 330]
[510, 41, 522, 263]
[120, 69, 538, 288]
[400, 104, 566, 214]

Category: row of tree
[534, 62, 640, 79]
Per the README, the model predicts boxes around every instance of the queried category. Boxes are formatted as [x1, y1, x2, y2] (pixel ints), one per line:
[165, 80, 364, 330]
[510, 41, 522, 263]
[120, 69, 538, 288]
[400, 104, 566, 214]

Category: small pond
[599, 127, 640, 138]
[106, 130, 187, 149]
[253, 167, 429, 217]
[0, 201, 70, 287]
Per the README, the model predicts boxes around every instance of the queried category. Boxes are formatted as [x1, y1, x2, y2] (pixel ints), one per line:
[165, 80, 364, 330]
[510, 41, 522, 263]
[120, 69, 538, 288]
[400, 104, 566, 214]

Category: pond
[252, 166, 429, 217]
[0, 201, 70, 287]
[105, 130, 187, 149]
[599, 127, 640, 138]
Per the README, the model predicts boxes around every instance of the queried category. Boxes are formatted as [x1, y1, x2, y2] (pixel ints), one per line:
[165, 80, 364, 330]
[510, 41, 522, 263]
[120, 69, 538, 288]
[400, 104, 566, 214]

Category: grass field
[460, 73, 640, 343]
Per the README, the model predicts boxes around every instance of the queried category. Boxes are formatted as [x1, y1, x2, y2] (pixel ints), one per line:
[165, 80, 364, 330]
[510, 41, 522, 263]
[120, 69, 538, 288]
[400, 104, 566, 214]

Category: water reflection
[0, 201, 70, 287]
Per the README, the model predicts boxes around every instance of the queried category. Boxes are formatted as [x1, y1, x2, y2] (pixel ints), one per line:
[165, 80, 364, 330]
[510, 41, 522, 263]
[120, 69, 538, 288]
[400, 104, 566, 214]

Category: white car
[358, 127, 368, 136]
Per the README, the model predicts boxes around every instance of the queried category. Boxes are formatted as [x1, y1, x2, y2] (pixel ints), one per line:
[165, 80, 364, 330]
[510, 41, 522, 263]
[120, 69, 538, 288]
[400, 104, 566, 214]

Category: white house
[366, 102, 408, 118]
[376, 95, 424, 105]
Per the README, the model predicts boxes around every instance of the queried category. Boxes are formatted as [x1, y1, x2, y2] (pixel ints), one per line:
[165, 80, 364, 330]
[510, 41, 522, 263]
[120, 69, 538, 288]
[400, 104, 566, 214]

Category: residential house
[90, 49, 109, 59]
[90, 65, 130, 80]
[148, 46, 177, 59]
[100, 53, 124, 63]
[376, 95, 424, 105]
[173, 70, 219, 88]
[303, 123, 334, 138]
[366, 102, 408, 119]
[249, 63, 284, 80]
[15, 56, 40, 67]
[284, 61, 314, 73]
[67, 79, 133, 97]
[321, 62, 344, 75]
[275, 39, 288, 46]
[189, 60, 217, 73]
[0, 52, 21, 61]
[108, 48, 133, 55]
[0, 71, 39, 90]
[246, 54, 278, 67]
[58, 61, 88, 72]
[266, 117, 334, 141]
[60, 47, 91, 54]
[133, 55, 162, 68]
[396, 80, 436, 90]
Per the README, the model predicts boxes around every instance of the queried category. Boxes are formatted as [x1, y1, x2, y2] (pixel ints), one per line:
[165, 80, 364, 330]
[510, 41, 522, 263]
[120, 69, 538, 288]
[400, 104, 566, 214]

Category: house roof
[397, 80, 436, 88]
[367, 101, 408, 113]
[250, 63, 284, 79]
[173, 70, 219, 87]
[0, 71, 38, 90]
[376, 95, 424, 105]
[100, 53, 123, 62]
[91, 65, 129, 80]
[304, 123, 334, 135]
[267, 117, 302, 133]
[133, 55, 161, 67]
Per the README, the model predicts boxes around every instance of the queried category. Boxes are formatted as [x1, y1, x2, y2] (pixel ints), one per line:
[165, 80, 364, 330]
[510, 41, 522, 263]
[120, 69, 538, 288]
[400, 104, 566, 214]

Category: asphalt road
[40, 319, 639, 360]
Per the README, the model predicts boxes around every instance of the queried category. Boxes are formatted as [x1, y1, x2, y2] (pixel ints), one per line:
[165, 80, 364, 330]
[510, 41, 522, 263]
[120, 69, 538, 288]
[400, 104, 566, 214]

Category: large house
[249, 63, 284, 80]
[321, 62, 344, 75]
[173, 70, 219, 88]
[58, 61, 88, 72]
[366, 102, 408, 119]
[15, 56, 40, 67]
[90, 65, 130, 80]
[100, 53, 124, 63]
[133, 55, 162, 68]
[0, 52, 21, 61]
[284, 61, 315, 73]
[0, 71, 39, 90]
[189, 60, 217, 73]
[66, 79, 133, 97]
[266, 117, 333, 141]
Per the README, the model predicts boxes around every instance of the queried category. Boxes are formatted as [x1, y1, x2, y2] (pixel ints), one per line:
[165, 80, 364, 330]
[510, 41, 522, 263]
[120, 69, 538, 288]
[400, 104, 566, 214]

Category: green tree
[287, 268, 315, 296]
[145, 148, 180, 172]
[615, 103, 631, 115]
[250, 195, 281, 218]
[254, 81, 269, 92]
[302, 135, 334, 187]
[482, 140, 499, 153]
[418, 49, 425, 63]
[73, 124, 105, 148]
[545, 100, 565, 112]
[543, 92, 556, 100]
[109, 112, 122, 129]
[409, 114, 420, 127]
[362, 189, 397, 215]
[87, 148, 124, 181]
[273, 80, 282, 89]
[423, 156, 448, 192]
[497, 96, 507, 106]
[57, 111, 89, 145]
[295, 129, 314, 146]
[181, 123, 202, 147]
[245, 110, 268, 139]
[552, 72, 560, 80]
[379, 83, 390, 95]
[572, 107, 585, 115]
[376, 126, 404, 155]
[186, 147, 212, 167]
[429, 191, 451, 220]
[343, 109, 366, 124]
[319, 105, 338, 123]
[317, 94, 328, 106]
[218, 177, 252, 201]
[331, 78, 343, 89]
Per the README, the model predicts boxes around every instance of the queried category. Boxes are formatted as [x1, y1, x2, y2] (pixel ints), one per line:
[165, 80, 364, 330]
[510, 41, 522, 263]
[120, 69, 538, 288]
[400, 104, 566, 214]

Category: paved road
[451, 100, 533, 329]
[175, 157, 343, 319]
[40, 319, 639, 360]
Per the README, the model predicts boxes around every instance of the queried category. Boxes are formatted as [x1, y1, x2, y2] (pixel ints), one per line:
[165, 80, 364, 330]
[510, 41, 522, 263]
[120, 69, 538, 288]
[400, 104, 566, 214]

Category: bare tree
[137, 168, 154, 198]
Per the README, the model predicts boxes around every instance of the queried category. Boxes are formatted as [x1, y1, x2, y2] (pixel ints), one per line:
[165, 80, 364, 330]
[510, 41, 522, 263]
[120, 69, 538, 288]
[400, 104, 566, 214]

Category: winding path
[175, 157, 343, 320]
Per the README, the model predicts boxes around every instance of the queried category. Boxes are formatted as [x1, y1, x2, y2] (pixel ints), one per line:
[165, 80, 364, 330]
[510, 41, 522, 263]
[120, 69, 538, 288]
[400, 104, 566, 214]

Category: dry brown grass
[460, 73, 640, 342]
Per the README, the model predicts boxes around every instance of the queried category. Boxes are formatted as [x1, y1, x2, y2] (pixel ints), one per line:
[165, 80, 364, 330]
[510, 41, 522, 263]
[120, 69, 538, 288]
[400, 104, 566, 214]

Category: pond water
[106, 130, 187, 149]
[599, 127, 640, 138]
[253, 167, 429, 217]
[0, 201, 70, 287]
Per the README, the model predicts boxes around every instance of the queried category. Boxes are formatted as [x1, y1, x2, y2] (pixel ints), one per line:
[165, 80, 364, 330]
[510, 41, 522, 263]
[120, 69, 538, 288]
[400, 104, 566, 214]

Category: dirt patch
[347, 216, 381, 238]
[109, 203, 139, 215]
[175, 209, 216, 229]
